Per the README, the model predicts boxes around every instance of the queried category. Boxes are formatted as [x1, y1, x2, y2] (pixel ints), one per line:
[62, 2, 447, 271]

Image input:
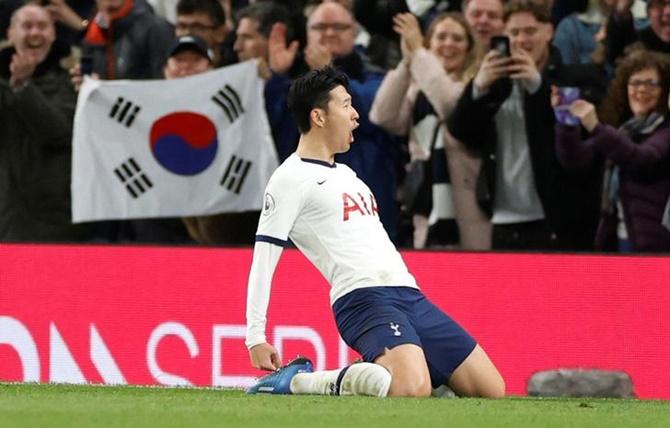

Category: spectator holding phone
[553, 50, 670, 252]
[447, 0, 602, 250]
[0, 4, 92, 241]
[370, 12, 491, 249]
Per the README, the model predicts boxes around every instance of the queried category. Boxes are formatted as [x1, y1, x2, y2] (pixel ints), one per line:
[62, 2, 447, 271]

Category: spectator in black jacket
[0, 4, 92, 241]
[447, 0, 603, 250]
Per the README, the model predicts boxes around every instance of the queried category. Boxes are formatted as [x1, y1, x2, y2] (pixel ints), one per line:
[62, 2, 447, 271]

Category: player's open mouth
[350, 122, 359, 143]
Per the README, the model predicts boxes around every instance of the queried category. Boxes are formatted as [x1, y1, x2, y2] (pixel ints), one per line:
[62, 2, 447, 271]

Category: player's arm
[245, 175, 304, 370]
[246, 240, 285, 371]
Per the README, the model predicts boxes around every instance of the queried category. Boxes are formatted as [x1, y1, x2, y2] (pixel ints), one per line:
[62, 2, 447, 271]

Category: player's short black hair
[236, 2, 293, 40]
[176, 0, 226, 27]
[287, 66, 349, 134]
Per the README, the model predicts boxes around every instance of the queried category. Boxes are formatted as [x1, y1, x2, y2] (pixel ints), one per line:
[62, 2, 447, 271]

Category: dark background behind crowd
[1, 0, 669, 253]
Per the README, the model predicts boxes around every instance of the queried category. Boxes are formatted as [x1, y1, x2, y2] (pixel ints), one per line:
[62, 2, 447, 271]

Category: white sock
[338, 363, 391, 397]
[290, 363, 391, 397]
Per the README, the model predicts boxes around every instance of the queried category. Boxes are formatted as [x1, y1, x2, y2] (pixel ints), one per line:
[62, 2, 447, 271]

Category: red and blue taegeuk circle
[149, 112, 218, 176]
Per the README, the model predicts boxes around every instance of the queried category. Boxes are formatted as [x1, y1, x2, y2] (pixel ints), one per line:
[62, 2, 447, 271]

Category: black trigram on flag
[220, 155, 252, 194]
[114, 158, 153, 198]
[211, 84, 244, 123]
[109, 97, 141, 127]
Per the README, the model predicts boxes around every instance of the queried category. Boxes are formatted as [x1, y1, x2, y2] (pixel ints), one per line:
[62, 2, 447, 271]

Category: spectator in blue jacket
[263, 1, 404, 241]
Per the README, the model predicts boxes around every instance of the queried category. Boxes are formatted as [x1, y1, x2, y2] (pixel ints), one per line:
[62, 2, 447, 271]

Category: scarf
[603, 112, 666, 214]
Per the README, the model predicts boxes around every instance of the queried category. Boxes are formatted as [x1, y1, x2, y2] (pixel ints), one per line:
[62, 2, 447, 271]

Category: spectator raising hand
[392, 12, 423, 54]
[268, 22, 299, 75]
[44, 0, 87, 32]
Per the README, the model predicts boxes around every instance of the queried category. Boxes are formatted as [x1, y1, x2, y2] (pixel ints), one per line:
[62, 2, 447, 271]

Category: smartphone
[554, 87, 580, 126]
[80, 56, 93, 76]
[490, 35, 510, 57]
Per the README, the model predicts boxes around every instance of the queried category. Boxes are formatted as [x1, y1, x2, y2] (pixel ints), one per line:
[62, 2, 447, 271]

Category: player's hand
[268, 22, 299, 75]
[473, 50, 512, 93]
[569, 99, 599, 132]
[249, 343, 282, 371]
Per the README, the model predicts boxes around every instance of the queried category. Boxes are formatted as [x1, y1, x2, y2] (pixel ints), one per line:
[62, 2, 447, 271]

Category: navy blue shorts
[333, 286, 477, 388]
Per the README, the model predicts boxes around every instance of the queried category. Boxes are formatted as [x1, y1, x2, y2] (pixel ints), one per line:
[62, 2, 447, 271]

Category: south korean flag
[71, 60, 278, 222]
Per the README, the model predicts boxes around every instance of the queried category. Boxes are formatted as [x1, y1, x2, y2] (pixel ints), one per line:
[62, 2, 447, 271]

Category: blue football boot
[246, 357, 313, 394]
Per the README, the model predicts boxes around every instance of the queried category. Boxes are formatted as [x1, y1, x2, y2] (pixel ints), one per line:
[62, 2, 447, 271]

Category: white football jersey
[245, 153, 418, 348]
[257, 153, 418, 303]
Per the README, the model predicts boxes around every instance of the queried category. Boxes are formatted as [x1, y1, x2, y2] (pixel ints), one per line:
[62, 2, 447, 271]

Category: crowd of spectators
[1, 0, 669, 252]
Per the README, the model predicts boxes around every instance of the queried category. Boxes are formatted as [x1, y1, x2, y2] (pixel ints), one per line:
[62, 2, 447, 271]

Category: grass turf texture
[2, 384, 670, 427]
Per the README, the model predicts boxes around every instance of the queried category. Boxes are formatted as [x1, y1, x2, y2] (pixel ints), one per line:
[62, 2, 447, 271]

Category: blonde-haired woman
[370, 12, 490, 249]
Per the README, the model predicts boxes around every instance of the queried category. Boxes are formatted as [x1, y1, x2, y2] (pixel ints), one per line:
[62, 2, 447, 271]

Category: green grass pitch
[2, 383, 670, 427]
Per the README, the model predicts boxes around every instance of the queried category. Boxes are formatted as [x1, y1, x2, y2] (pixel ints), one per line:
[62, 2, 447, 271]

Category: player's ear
[310, 108, 326, 128]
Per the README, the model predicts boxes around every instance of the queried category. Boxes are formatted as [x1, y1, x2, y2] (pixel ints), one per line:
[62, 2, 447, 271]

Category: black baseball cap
[167, 35, 214, 62]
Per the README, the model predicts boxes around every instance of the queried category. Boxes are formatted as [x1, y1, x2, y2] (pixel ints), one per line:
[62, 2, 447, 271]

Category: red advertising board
[0, 244, 668, 398]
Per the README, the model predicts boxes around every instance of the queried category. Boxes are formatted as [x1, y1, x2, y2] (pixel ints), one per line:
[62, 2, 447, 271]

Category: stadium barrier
[1, 243, 668, 399]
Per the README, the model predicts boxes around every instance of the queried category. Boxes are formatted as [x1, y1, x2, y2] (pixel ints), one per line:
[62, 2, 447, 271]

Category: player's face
[323, 85, 359, 154]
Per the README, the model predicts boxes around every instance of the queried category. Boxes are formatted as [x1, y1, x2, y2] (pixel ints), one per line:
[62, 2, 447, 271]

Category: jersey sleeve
[245, 174, 305, 349]
[255, 174, 305, 246]
[245, 241, 284, 349]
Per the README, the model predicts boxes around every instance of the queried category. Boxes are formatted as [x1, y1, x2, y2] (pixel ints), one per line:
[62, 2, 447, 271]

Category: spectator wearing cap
[164, 34, 214, 78]
[156, 34, 260, 245]
[0, 4, 92, 241]
[121, 35, 220, 244]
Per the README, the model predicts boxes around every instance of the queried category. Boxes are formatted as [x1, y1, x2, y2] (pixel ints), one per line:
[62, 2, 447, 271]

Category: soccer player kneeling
[245, 66, 505, 398]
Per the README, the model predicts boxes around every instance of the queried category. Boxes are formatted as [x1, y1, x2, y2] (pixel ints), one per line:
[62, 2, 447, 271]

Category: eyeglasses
[628, 79, 662, 89]
[175, 22, 217, 33]
[309, 22, 353, 33]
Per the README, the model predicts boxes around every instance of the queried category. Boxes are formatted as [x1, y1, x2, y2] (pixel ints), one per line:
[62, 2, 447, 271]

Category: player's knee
[469, 374, 505, 398]
[388, 375, 432, 397]
[484, 376, 505, 399]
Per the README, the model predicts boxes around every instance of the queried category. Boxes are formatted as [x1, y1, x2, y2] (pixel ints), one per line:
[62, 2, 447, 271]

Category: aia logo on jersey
[342, 192, 379, 221]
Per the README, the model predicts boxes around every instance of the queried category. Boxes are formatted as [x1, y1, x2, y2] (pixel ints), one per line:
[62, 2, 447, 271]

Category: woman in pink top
[370, 12, 490, 250]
